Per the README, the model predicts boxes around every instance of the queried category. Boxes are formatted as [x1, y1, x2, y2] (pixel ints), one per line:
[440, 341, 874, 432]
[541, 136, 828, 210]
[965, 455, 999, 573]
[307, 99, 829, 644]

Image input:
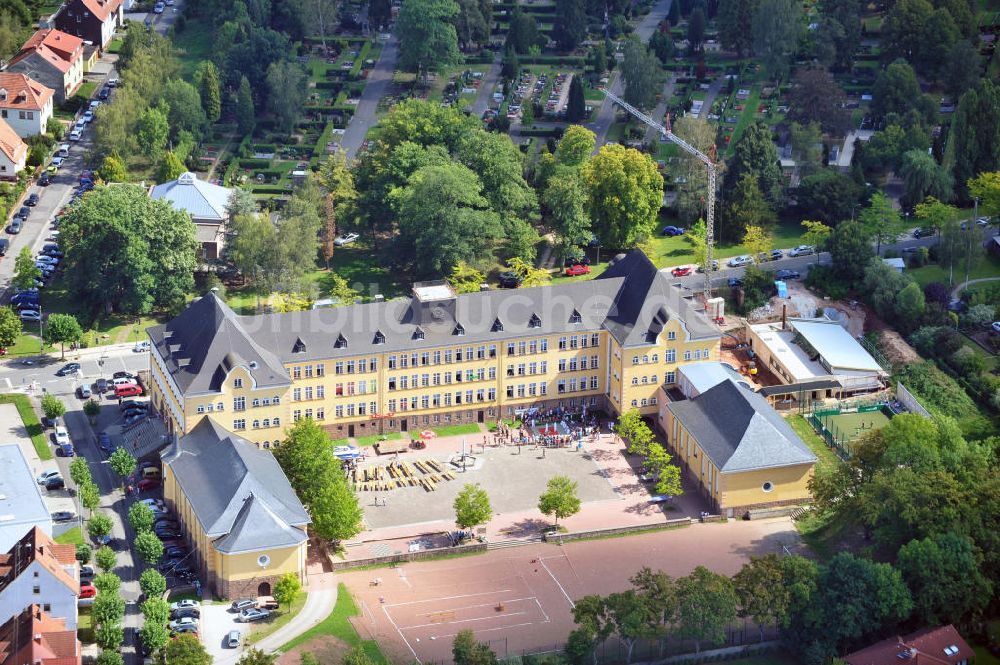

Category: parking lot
[201, 603, 248, 661]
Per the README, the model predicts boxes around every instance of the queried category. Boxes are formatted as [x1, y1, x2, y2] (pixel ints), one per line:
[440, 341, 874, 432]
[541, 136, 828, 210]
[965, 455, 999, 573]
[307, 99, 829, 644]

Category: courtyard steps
[487, 535, 544, 550]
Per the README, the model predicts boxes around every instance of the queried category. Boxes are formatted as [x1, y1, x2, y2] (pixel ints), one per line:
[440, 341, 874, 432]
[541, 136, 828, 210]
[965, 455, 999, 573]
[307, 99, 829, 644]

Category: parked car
[670, 266, 692, 277]
[58, 442, 75, 457]
[38, 172, 51, 186]
[43, 476, 65, 490]
[256, 596, 279, 610]
[113, 371, 137, 381]
[7, 219, 22, 234]
[153, 2, 165, 12]
[141, 498, 167, 511]
[80, 565, 95, 581]
[99, 86, 110, 100]
[767, 249, 784, 261]
[333, 232, 359, 246]
[11, 292, 38, 306]
[230, 599, 256, 612]
[661, 225, 685, 236]
[788, 245, 815, 257]
[115, 384, 143, 398]
[727, 255, 754, 267]
[137, 478, 160, 492]
[168, 597, 198, 612]
[69, 129, 82, 141]
[774, 269, 801, 280]
[168, 617, 197, 632]
[16, 206, 29, 219]
[82, 110, 94, 123]
[56, 362, 80, 376]
[728, 277, 744, 288]
[977, 217, 991, 227]
[563, 255, 590, 267]
[239, 608, 271, 622]
[37, 470, 61, 484]
[79, 584, 96, 599]
[913, 227, 935, 238]
[498, 271, 521, 289]
[226, 630, 241, 648]
[992, 321, 1000, 334]
[171, 607, 200, 620]
[97, 431, 112, 453]
[565, 264, 590, 276]
[25, 193, 39, 206]
[51, 510, 76, 522]
[134, 341, 150, 352]
[95, 378, 108, 393]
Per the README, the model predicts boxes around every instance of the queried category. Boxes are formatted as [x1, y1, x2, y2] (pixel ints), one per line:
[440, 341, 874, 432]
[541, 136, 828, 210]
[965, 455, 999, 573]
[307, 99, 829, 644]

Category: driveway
[470, 51, 503, 117]
[202, 604, 246, 662]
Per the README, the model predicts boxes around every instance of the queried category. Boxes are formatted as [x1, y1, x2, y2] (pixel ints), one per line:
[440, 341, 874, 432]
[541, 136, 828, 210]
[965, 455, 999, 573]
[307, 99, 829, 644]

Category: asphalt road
[342, 34, 398, 159]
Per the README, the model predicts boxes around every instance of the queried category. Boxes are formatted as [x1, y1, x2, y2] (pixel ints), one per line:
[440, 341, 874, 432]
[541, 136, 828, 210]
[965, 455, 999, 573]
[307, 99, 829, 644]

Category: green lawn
[0, 394, 51, 460]
[787, 415, 840, 475]
[106, 38, 123, 54]
[643, 218, 810, 268]
[73, 81, 98, 102]
[432, 423, 481, 437]
[77, 607, 94, 643]
[354, 431, 400, 447]
[907, 254, 1000, 288]
[975, 646, 1000, 665]
[247, 591, 307, 645]
[280, 583, 388, 664]
[55, 526, 84, 546]
[726, 88, 761, 156]
[172, 20, 215, 80]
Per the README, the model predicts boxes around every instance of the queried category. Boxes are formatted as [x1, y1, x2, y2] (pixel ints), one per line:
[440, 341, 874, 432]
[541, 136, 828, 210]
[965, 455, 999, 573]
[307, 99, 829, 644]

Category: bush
[804, 264, 851, 300]
[76, 543, 92, 564]
[895, 362, 991, 437]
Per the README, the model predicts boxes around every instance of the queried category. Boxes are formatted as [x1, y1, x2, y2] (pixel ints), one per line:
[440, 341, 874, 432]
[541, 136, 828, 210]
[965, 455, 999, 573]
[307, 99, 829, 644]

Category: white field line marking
[410, 597, 537, 620]
[382, 603, 421, 664]
[405, 610, 530, 630]
[396, 566, 412, 588]
[433, 621, 548, 640]
[539, 557, 575, 609]
[385, 589, 512, 608]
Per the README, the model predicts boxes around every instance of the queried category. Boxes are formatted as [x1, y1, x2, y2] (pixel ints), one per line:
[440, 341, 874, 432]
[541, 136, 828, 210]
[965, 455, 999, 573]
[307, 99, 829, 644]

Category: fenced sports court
[808, 402, 893, 458]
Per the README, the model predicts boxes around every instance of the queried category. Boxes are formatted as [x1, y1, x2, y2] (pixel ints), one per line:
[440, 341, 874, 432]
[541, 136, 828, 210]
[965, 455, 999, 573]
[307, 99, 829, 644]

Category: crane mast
[601, 90, 717, 301]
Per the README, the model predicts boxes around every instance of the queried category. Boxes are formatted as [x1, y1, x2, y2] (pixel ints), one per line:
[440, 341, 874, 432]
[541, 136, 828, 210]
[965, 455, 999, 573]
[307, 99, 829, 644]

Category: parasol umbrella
[420, 430, 436, 439]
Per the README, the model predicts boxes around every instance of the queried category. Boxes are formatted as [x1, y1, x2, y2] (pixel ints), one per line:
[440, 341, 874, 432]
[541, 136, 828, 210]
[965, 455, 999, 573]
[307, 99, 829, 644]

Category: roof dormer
[292, 338, 306, 354]
[491, 317, 503, 332]
[373, 330, 386, 345]
[528, 313, 541, 328]
[334, 333, 348, 349]
[0, 89, 7, 101]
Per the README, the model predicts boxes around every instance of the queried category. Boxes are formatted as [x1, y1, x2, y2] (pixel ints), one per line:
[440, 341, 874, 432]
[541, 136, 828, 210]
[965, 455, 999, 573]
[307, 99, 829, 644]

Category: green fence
[806, 402, 892, 460]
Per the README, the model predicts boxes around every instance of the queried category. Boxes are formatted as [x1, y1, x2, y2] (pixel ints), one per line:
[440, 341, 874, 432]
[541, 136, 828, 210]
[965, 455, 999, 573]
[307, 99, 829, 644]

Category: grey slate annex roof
[150, 172, 232, 223]
[161, 418, 309, 550]
[149, 252, 721, 395]
[667, 380, 816, 473]
[147, 291, 290, 395]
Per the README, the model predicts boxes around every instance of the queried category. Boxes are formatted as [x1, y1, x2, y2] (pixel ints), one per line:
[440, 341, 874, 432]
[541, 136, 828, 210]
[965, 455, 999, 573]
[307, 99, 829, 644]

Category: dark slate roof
[213, 493, 307, 554]
[666, 380, 816, 472]
[147, 291, 290, 395]
[160, 419, 309, 540]
[597, 251, 719, 347]
[149, 252, 720, 390]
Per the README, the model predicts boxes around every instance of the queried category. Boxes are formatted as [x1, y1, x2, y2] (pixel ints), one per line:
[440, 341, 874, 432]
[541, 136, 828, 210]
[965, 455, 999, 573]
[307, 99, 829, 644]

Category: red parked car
[565, 264, 591, 277]
[670, 265, 693, 277]
[114, 384, 143, 398]
[79, 584, 96, 599]
[137, 478, 160, 492]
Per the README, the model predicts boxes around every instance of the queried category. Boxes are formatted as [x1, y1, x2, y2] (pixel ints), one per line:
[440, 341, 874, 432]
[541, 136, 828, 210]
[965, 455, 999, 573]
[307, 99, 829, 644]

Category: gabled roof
[0, 120, 27, 164]
[597, 251, 719, 346]
[666, 380, 816, 473]
[161, 418, 309, 541]
[0, 528, 78, 597]
[213, 493, 308, 554]
[146, 292, 290, 396]
[0, 73, 53, 111]
[9, 30, 83, 74]
[73, 0, 123, 22]
[0, 605, 80, 665]
[843, 625, 974, 665]
[150, 172, 233, 223]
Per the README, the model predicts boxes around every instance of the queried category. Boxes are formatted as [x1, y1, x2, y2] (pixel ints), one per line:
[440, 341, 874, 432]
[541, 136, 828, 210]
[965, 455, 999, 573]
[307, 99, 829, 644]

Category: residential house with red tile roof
[0, 528, 79, 631]
[0, 119, 27, 180]
[5, 29, 84, 105]
[0, 73, 54, 138]
[0, 605, 81, 665]
[843, 625, 974, 665]
[54, 0, 124, 52]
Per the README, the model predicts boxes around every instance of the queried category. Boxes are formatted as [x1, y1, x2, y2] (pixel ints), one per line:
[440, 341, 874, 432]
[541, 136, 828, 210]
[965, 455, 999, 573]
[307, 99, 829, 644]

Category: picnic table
[374, 438, 410, 455]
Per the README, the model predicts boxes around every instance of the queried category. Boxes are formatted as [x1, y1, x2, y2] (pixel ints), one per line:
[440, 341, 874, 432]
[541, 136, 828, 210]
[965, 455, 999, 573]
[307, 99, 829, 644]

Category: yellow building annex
[146, 251, 722, 446]
[160, 418, 309, 599]
[656, 363, 817, 518]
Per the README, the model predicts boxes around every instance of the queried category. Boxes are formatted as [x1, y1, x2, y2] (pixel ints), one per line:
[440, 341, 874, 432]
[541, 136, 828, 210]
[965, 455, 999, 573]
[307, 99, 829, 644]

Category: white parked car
[992, 321, 1000, 334]
[54, 426, 70, 446]
[69, 129, 83, 141]
[727, 255, 754, 267]
[333, 232, 359, 246]
[19, 310, 41, 322]
[51, 156, 64, 167]
[37, 469, 62, 484]
[788, 245, 815, 257]
[134, 341, 150, 352]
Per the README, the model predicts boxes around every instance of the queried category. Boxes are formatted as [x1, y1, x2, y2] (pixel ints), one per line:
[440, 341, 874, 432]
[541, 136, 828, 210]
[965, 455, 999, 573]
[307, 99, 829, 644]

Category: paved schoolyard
[341, 517, 805, 663]
[359, 445, 618, 530]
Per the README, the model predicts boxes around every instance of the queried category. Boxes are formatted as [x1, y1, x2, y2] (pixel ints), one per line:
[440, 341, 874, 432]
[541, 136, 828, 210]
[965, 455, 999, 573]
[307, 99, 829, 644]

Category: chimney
[781, 304, 787, 331]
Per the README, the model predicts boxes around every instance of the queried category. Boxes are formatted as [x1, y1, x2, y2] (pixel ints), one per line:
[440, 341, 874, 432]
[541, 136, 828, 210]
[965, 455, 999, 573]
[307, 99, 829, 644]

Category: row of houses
[0, 0, 125, 178]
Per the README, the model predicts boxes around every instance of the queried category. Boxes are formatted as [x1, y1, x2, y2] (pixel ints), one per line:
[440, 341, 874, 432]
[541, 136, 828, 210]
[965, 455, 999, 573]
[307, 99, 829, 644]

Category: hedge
[238, 158, 273, 169]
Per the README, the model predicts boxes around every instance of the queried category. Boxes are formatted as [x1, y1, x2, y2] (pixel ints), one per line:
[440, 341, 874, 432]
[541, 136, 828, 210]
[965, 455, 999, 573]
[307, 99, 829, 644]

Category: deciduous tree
[900, 150, 953, 208]
[897, 531, 992, 625]
[13, 247, 41, 291]
[538, 475, 581, 526]
[675, 566, 737, 653]
[751, 0, 802, 82]
[79, 482, 100, 516]
[800, 220, 831, 260]
[99, 154, 128, 183]
[139, 569, 166, 599]
[643, 443, 682, 496]
[554, 0, 586, 51]
[266, 60, 307, 134]
[44, 314, 82, 359]
[621, 39, 663, 110]
[583, 144, 663, 248]
[134, 532, 163, 565]
[858, 191, 904, 255]
[162, 634, 211, 665]
[273, 572, 302, 611]
[89, 517, 114, 547]
[397, 0, 461, 76]
[717, 0, 755, 57]
[0, 307, 21, 349]
[454, 483, 493, 531]
[827, 220, 874, 286]
[136, 104, 169, 160]
[786, 68, 849, 135]
[138, 622, 168, 656]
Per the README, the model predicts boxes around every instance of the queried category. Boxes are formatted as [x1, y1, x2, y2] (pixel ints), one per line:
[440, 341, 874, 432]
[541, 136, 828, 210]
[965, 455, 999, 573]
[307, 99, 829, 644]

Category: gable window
[374, 330, 385, 345]
[233, 378, 243, 388]
[414, 327, 425, 340]
[569, 310, 582, 324]
[334, 334, 348, 349]
[529, 313, 542, 328]
[492, 318, 503, 332]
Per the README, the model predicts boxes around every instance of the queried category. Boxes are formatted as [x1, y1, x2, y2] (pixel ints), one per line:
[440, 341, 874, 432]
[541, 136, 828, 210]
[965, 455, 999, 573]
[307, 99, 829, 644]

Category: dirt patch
[878, 330, 921, 366]
[276, 635, 352, 665]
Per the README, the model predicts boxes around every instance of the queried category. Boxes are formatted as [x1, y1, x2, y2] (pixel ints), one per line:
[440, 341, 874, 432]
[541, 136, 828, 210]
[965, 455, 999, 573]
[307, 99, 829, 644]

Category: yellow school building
[160, 418, 309, 599]
[656, 363, 817, 518]
[146, 251, 723, 446]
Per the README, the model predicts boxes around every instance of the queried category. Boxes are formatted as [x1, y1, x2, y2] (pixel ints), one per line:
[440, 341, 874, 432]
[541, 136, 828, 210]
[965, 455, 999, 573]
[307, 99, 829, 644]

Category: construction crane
[602, 90, 718, 301]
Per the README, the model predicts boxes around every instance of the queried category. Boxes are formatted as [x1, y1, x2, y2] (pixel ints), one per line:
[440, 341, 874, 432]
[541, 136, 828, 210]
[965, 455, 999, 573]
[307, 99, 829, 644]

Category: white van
[57, 144, 70, 158]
